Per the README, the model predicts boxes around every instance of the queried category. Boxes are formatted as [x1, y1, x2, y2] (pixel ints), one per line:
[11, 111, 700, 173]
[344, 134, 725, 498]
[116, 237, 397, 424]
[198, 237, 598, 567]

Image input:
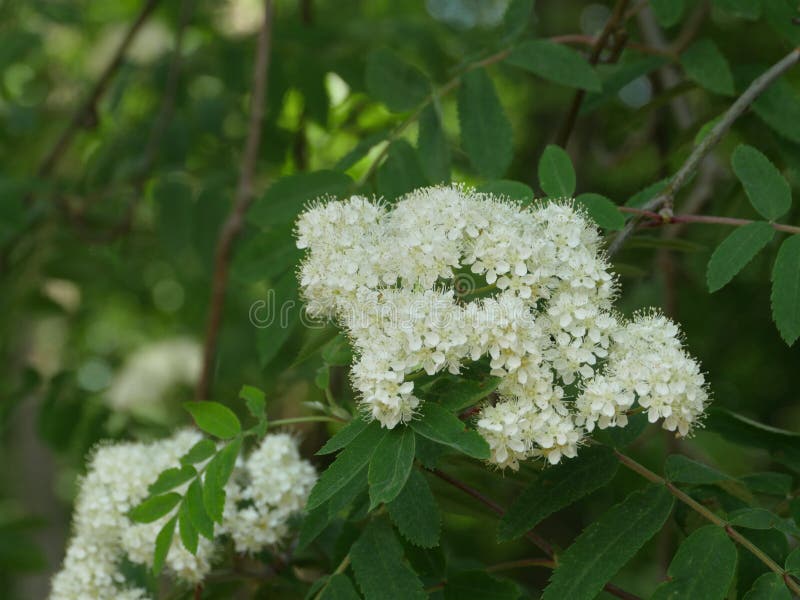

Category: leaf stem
[613, 449, 800, 596]
[313, 553, 351, 599]
[617, 206, 800, 235]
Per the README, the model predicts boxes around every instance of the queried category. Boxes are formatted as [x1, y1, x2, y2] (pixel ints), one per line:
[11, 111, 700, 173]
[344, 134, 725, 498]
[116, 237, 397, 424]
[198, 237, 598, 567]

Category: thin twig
[313, 554, 351, 600]
[555, 0, 631, 147]
[609, 47, 800, 255]
[196, 0, 274, 401]
[618, 206, 800, 235]
[614, 449, 800, 596]
[36, 0, 162, 180]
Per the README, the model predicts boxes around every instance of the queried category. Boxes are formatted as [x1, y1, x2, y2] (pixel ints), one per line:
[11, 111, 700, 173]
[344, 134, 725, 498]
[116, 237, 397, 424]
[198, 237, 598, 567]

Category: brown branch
[618, 206, 800, 235]
[609, 47, 800, 255]
[555, 0, 631, 147]
[36, 0, 162, 181]
[195, 0, 274, 401]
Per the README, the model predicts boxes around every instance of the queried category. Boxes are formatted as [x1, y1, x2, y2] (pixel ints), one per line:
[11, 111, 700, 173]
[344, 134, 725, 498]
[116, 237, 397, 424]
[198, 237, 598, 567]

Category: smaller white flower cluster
[107, 338, 202, 421]
[295, 185, 709, 470]
[51, 431, 315, 600]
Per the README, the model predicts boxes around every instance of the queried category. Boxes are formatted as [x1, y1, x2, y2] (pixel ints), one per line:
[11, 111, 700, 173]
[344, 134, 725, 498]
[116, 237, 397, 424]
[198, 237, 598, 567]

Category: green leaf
[148, 465, 197, 495]
[501, 0, 534, 40]
[180, 439, 217, 466]
[651, 526, 737, 600]
[665, 455, 731, 485]
[417, 104, 450, 184]
[706, 408, 800, 466]
[317, 417, 369, 455]
[248, 171, 353, 228]
[772, 235, 800, 345]
[185, 478, 214, 540]
[203, 438, 242, 523]
[706, 222, 775, 292]
[574, 193, 624, 230]
[153, 516, 177, 576]
[388, 470, 441, 548]
[732, 145, 791, 221]
[714, 0, 760, 20]
[183, 402, 241, 439]
[753, 78, 800, 144]
[376, 140, 428, 201]
[538, 145, 576, 197]
[421, 373, 501, 413]
[680, 39, 734, 96]
[457, 68, 513, 178]
[542, 485, 674, 600]
[320, 574, 362, 600]
[477, 180, 534, 203]
[365, 49, 430, 112]
[368, 427, 416, 509]
[154, 177, 193, 258]
[444, 570, 519, 599]
[410, 403, 489, 460]
[499, 446, 618, 541]
[764, 0, 800, 45]
[350, 519, 426, 600]
[239, 385, 266, 419]
[255, 269, 300, 368]
[322, 333, 352, 366]
[307, 421, 387, 510]
[506, 40, 601, 91]
[129, 493, 182, 524]
[651, 0, 685, 26]
[786, 547, 800, 575]
[178, 498, 198, 555]
[739, 472, 793, 496]
[744, 573, 791, 600]
[729, 508, 800, 537]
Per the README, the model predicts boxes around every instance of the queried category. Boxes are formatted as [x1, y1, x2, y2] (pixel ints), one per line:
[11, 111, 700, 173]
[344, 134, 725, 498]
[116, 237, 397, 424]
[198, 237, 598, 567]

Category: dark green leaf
[457, 68, 513, 178]
[444, 570, 519, 599]
[680, 39, 734, 96]
[307, 421, 387, 510]
[501, 0, 534, 40]
[320, 574, 362, 600]
[506, 40, 601, 91]
[248, 171, 353, 228]
[538, 145, 576, 197]
[651, 526, 737, 600]
[178, 498, 198, 555]
[322, 333, 353, 366]
[180, 439, 217, 466]
[753, 78, 800, 144]
[129, 493, 182, 524]
[651, 0, 685, 26]
[729, 508, 800, 537]
[422, 373, 501, 412]
[368, 427, 416, 509]
[732, 145, 791, 221]
[744, 573, 791, 600]
[739, 472, 793, 496]
[376, 140, 428, 201]
[255, 269, 300, 367]
[772, 235, 800, 345]
[240, 385, 266, 419]
[574, 193, 624, 230]
[477, 180, 534, 203]
[499, 446, 618, 541]
[350, 519, 426, 600]
[183, 402, 241, 439]
[763, 0, 800, 45]
[203, 439, 242, 523]
[418, 104, 450, 184]
[148, 465, 197, 495]
[388, 470, 441, 548]
[542, 486, 674, 600]
[714, 0, 760, 20]
[185, 478, 214, 540]
[706, 222, 775, 292]
[706, 408, 800, 466]
[317, 417, 369, 455]
[365, 49, 430, 112]
[786, 547, 800, 575]
[410, 403, 489, 460]
[153, 516, 177, 576]
[664, 454, 731, 485]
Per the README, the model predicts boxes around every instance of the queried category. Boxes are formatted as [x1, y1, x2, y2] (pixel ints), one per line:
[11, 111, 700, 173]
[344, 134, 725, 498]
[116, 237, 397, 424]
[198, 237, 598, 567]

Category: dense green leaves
[652, 526, 737, 600]
[706, 222, 775, 292]
[542, 486, 674, 600]
[350, 520, 426, 600]
[506, 40, 601, 91]
[444, 571, 519, 599]
[477, 180, 534, 203]
[388, 470, 441, 548]
[771, 235, 800, 345]
[365, 49, 430, 112]
[368, 427, 415, 508]
[680, 40, 734, 96]
[651, 0, 685, 26]
[499, 446, 618, 541]
[731, 145, 791, 221]
[376, 140, 428, 200]
[665, 454, 730, 484]
[410, 403, 489, 460]
[574, 193, 624, 230]
[744, 573, 791, 600]
[457, 68, 513, 178]
[248, 171, 353, 227]
[183, 402, 241, 439]
[538, 145, 576, 197]
[417, 104, 450, 184]
[129, 493, 182, 524]
[203, 439, 241, 523]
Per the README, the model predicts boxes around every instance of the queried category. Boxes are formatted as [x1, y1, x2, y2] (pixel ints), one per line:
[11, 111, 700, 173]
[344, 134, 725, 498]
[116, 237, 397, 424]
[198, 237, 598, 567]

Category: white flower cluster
[51, 431, 315, 600]
[107, 338, 201, 421]
[295, 185, 709, 469]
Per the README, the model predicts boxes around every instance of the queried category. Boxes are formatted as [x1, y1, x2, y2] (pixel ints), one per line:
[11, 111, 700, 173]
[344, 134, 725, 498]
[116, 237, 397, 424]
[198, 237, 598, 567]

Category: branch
[618, 206, 800, 235]
[609, 47, 800, 255]
[614, 449, 800, 596]
[195, 0, 274, 401]
[36, 0, 162, 180]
